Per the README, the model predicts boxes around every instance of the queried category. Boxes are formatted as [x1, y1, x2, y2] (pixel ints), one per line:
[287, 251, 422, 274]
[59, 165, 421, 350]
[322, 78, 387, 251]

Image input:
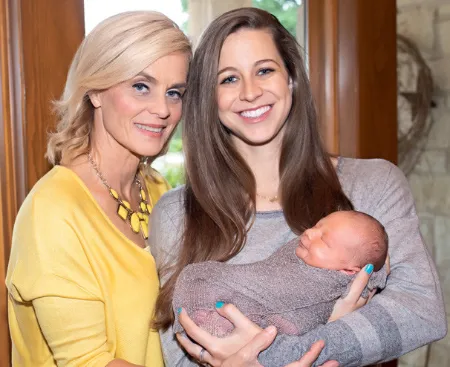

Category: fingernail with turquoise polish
[216, 301, 225, 309]
[177, 307, 182, 314]
[365, 264, 374, 274]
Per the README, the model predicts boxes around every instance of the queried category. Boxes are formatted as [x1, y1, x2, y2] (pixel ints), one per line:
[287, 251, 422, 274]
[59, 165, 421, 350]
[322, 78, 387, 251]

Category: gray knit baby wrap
[172, 238, 388, 336]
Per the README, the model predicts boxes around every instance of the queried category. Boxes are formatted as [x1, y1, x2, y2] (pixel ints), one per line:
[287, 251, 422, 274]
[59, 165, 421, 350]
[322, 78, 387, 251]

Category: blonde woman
[6, 11, 190, 367]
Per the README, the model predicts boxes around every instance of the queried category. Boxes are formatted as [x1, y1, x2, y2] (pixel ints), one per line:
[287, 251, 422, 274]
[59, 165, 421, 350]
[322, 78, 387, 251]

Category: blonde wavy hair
[47, 11, 191, 168]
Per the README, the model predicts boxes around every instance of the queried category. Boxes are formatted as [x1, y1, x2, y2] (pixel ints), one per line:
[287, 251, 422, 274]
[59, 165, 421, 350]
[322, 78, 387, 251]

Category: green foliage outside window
[180, 0, 188, 33]
[169, 124, 183, 153]
[252, 0, 301, 37]
[164, 165, 185, 188]
[157, 124, 185, 188]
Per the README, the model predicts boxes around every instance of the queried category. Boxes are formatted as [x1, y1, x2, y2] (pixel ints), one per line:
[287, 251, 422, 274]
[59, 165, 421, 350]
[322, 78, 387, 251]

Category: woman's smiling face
[216, 28, 293, 150]
[90, 51, 189, 158]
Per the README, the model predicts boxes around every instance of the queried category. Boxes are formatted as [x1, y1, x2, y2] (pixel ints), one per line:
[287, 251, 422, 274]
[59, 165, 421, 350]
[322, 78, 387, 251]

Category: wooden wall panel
[338, 0, 397, 163]
[0, 0, 23, 363]
[308, 0, 339, 155]
[309, 0, 397, 164]
[20, 0, 85, 191]
[0, 0, 85, 363]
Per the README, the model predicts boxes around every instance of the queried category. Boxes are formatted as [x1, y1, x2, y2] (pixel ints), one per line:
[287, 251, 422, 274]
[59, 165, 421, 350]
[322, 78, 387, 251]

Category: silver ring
[199, 347, 206, 362]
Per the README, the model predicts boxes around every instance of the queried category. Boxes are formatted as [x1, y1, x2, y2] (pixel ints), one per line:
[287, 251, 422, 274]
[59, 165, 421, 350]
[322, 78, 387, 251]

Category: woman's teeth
[135, 123, 163, 133]
[240, 105, 271, 118]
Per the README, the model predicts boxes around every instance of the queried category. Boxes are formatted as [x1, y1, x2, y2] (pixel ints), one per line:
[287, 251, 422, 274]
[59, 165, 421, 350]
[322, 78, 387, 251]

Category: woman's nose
[149, 93, 170, 119]
[239, 78, 263, 102]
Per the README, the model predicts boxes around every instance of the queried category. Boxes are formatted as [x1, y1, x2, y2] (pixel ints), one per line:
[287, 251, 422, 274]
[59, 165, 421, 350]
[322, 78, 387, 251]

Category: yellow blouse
[6, 166, 169, 366]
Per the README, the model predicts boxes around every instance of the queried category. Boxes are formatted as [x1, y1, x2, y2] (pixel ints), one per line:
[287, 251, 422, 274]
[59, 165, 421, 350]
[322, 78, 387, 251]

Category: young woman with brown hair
[150, 7, 446, 367]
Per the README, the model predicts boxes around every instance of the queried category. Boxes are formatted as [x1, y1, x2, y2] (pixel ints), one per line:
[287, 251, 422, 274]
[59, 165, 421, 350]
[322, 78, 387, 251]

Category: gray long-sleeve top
[148, 157, 447, 366]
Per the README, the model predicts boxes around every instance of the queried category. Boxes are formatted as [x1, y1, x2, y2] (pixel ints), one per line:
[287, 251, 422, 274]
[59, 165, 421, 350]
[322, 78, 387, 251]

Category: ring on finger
[199, 347, 206, 362]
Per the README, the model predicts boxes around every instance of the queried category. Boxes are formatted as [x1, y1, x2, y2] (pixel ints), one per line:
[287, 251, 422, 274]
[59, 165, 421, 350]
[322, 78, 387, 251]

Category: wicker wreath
[397, 34, 434, 176]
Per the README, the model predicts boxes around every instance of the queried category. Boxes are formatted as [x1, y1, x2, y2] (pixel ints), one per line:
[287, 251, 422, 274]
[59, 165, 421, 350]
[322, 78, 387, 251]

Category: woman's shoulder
[338, 157, 406, 186]
[338, 156, 397, 177]
[148, 185, 185, 268]
[13, 166, 97, 246]
[8, 167, 96, 292]
[22, 166, 88, 211]
[338, 156, 410, 212]
[152, 184, 185, 217]
[143, 168, 171, 203]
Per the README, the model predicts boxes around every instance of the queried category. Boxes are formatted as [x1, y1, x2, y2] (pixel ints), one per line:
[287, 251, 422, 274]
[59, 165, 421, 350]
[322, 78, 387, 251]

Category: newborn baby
[172, 210, 388, 336]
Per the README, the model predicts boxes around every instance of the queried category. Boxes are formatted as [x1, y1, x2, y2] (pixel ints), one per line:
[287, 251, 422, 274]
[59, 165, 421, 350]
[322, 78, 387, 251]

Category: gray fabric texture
[148, 157, 447, 367]
[172, 239, 387, 336]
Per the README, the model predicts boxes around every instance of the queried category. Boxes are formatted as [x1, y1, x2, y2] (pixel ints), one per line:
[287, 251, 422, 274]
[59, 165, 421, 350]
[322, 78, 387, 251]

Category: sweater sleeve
[7, 195, 114, 367]
[148, 188, 197, 366]
[258, 161, 447, 367]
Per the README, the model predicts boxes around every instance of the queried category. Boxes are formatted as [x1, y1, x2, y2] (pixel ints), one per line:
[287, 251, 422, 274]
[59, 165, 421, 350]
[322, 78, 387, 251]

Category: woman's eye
[167, 90, 183, 100]
[258, 68, 274, 76]
[133, 82, 149, 93]
[220, 76, 238, 84]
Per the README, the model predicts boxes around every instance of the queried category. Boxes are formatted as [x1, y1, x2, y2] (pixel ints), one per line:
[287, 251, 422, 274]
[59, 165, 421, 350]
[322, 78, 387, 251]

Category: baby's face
[295, 212, 363, 274]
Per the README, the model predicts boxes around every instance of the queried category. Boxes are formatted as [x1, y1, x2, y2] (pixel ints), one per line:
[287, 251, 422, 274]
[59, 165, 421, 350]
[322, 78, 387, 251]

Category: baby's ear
[339, 266, 362, 275]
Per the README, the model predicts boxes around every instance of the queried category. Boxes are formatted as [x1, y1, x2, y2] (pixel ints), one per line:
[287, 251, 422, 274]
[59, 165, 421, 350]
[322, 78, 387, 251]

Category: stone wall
[397, 0, 450, 366]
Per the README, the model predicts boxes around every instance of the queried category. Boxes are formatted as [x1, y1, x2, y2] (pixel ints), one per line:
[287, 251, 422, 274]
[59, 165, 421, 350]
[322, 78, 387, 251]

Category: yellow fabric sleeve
[8, 194, 114, 367]
[33, 298, 113, 367]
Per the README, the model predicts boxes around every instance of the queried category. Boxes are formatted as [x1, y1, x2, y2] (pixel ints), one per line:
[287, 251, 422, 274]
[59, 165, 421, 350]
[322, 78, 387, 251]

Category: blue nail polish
[177, 307, 182, 314]
[365, 264, 374, 274]
[216, 301, 225, 308]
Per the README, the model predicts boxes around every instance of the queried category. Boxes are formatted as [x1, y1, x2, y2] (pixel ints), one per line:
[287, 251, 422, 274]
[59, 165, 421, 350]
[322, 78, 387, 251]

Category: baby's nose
[303, 228, 313, 239]
[299, 233, 309, 248]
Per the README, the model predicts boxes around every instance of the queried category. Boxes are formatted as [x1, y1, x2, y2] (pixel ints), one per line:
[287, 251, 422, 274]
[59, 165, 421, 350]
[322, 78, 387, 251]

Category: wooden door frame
[0, 0, 85, 363]
[308, 0, 397, 164]
[0, 0, 25, 362]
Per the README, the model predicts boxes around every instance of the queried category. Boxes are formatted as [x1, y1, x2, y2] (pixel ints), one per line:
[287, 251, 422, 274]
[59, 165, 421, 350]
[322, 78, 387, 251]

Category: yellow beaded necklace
[87, 153, 151, 239]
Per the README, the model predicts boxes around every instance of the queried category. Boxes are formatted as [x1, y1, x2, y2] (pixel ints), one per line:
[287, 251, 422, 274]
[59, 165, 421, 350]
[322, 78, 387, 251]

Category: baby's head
[296, 211, 388, 274]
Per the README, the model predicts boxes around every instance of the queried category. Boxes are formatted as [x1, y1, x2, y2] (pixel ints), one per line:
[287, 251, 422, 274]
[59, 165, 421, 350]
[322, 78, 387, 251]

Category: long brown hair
[154, 7, 352, 330]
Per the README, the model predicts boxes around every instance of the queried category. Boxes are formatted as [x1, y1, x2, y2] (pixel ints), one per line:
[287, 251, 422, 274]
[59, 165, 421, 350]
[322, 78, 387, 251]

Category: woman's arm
[256, 161, 447, 366]
[178, 324, 338, 367]
[7, 194, 138, 366]
[148, 189, 197, 366]
[31, 296, 122, 366]
[106, 360, 142, 367]
[220, 336, 339, 367]
[176, 265, 374, 365]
